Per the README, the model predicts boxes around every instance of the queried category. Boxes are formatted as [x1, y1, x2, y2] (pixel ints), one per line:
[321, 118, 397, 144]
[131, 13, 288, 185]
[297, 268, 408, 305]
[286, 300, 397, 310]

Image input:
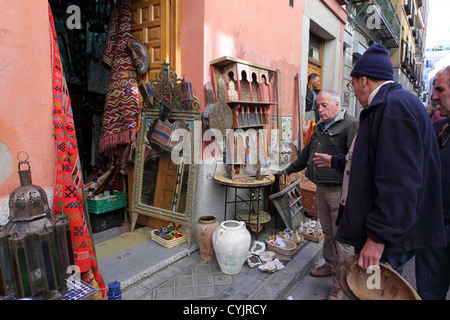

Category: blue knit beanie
[350, 43, 394, 80]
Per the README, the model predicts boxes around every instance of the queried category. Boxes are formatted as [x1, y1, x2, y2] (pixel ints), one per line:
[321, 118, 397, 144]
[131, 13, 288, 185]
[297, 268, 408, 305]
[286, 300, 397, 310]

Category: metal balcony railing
[351, 0, 401, 49]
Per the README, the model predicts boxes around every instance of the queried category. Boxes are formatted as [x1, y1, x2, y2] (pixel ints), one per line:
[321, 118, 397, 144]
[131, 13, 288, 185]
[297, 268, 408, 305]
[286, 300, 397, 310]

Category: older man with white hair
[281, 89, 358, 300]
[415, 66, 450, 300]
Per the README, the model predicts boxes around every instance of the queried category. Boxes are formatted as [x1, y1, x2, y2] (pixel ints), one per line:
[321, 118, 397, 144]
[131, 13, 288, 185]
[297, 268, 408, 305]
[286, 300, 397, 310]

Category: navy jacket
[433, 118, 450, 222]
[332, 82, 446, 254]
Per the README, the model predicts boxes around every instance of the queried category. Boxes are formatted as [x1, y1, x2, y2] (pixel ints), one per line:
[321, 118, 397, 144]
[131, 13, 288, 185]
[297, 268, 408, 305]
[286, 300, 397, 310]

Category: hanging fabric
[99, 0, 139, 157]
[87, 30, 110, 94]
[49, 3, 106, 298]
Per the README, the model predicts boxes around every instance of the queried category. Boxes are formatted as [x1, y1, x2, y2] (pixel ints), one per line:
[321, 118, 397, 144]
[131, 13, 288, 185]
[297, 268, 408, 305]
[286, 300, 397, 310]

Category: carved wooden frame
[131, 109, 202, 248]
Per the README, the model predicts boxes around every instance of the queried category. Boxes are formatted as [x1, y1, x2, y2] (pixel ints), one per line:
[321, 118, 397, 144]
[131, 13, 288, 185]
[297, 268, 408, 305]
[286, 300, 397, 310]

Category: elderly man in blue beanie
[313, 43, 446, 277]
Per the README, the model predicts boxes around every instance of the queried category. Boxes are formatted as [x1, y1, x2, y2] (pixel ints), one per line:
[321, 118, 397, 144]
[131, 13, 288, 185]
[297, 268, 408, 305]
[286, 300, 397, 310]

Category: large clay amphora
[194, 215, 219, 261]
[212, 220, 251, 274]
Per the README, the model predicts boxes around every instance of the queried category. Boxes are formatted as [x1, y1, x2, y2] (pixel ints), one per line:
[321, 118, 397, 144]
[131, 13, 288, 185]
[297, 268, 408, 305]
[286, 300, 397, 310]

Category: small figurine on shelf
[228, 80, 238, 101]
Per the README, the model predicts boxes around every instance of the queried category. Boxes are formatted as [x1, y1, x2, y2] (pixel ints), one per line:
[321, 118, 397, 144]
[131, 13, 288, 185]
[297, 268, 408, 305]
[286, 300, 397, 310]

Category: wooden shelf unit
[210, 56, 278, 129]
[210, 57, 280, 180]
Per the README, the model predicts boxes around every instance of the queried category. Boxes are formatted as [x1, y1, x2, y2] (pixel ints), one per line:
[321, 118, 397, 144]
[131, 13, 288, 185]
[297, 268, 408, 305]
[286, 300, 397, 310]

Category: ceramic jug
[212, 220, 251, 274]
[194, 215, 219, 261]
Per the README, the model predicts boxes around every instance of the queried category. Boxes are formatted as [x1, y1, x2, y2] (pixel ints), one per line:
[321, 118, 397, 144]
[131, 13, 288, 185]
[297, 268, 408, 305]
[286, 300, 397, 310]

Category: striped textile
[149, 120, 175, 151]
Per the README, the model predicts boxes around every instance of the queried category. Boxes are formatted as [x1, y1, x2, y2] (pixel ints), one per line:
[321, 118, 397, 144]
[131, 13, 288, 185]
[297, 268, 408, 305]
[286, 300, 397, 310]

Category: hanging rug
[49, 4, 106, 298]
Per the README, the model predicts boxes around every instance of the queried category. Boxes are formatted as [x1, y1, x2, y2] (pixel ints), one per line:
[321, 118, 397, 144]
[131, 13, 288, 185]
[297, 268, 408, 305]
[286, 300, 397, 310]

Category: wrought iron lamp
[0, 152, 74, 299]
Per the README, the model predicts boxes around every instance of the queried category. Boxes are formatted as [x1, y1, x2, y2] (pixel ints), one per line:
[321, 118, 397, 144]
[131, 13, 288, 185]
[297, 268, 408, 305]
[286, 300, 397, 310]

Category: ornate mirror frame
[131, 109, 201, 247]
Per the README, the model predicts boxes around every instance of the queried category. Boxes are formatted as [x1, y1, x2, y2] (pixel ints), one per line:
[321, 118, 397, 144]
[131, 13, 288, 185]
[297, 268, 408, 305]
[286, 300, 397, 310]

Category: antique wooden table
[213, 170, 275, 239]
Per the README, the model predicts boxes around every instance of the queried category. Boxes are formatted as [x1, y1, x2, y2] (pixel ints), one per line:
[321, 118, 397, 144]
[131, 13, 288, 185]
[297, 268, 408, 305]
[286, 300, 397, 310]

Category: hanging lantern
[180, 75, 194, 103]
[0, 152, 74, 299]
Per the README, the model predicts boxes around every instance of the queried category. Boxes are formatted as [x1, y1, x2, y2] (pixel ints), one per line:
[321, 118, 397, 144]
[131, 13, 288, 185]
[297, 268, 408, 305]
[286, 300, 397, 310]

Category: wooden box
[300, 180, 318, 217]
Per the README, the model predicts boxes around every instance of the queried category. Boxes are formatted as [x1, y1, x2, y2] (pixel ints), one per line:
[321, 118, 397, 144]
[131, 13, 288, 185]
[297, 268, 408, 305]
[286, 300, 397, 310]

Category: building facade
[0, 0, 349, 225]
[341, 0, 427, 117]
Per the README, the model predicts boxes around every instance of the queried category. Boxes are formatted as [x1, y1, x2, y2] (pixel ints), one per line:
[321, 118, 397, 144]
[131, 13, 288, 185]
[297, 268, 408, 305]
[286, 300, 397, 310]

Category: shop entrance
[48, 0, 190, 288]
[307, 32, 323, 90]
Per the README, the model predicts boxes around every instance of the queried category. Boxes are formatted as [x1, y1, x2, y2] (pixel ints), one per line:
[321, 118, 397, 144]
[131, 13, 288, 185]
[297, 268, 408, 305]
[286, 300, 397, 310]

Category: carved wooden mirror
[131, 61, 201, 248]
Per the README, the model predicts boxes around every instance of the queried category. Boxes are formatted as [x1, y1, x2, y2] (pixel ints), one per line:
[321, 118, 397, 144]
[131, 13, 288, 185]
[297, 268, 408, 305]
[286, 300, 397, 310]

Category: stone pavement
[121, 238, 324, 300]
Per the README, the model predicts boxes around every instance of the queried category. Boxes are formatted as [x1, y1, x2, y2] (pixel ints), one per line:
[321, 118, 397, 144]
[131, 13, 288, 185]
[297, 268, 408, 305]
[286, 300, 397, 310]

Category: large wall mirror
[130, 61, 201, 248]
[131, 109, 201, 246]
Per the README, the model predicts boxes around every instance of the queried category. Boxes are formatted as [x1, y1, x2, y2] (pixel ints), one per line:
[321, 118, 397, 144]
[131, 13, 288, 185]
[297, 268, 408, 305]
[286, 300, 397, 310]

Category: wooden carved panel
[130, 0, 180, 82]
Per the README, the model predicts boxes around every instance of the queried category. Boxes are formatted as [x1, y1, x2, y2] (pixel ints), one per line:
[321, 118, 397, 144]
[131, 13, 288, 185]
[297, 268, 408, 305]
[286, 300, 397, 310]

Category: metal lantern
[0, 152, 74, 299]
[180, 75, 194, 103]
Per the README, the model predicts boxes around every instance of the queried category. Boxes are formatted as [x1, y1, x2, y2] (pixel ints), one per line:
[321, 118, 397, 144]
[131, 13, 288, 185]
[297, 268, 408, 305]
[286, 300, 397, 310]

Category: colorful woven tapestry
[100, 0, 139, 157]
[302, 121, 316, 146]
[49, 4, 106, 298]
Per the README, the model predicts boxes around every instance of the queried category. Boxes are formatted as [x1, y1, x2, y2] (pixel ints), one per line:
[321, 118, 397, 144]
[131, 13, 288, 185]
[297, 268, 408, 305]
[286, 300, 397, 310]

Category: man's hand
[358, 237, 385, 270]
[312, 153, 332, 167]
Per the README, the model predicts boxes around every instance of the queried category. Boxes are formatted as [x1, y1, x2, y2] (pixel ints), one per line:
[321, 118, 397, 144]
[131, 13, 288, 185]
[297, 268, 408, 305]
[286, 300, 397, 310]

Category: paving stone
[221, 285, 239, 296]
[138, 274, 168, 291]
[154, 287, 174, 300]
[193, 264, 211, 275]
[121, 238, 324, 301]
[193, 274, 212, 285]
[121, 291, 141, 300]
[175, 274, 194, 287]
[194, 284, 217, 298]
[159, 278, 174, 289]
[126, 284, 149, 298]
[175, 286, 195, 299]
[138, 291, 155, 300]
[230, 290, 251, 300]
[212, 273, 232, 284]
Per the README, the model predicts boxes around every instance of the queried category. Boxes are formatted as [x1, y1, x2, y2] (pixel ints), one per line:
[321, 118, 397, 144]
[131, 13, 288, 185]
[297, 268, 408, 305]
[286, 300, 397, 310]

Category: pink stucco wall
[181, 0, 305, 141]
[0, 0, 55, 197]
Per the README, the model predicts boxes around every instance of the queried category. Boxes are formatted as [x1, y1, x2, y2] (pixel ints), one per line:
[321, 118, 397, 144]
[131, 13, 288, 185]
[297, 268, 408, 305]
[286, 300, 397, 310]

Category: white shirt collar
[368, 80, 394, 106]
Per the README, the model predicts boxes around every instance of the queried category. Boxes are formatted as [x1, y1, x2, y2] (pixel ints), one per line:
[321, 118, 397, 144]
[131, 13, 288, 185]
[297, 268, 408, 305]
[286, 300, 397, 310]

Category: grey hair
[317, 89, 341, 104]
[436, 66, 450, 86]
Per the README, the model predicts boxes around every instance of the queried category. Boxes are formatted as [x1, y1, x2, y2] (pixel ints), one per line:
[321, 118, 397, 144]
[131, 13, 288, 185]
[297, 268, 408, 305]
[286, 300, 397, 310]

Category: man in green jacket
[281, 89, 358, 300]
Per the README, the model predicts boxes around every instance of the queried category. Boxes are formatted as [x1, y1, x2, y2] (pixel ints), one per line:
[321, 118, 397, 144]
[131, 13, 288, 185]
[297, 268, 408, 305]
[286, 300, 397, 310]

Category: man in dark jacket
[314, 44, 446, 276]
[305, 73, 320, 122]
[415, 66, 450, 300]
[282, 89, 358, 300]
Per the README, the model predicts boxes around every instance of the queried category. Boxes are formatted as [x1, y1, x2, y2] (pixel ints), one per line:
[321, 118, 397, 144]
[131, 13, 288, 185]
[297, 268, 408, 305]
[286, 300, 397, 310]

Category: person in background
[281, 89, 358, 300]
[431, 105, 446, 122]
[415, 66, 450, 300]
[313, 43, 446, 277]
[305, 73, 321, 123]
[426, 105, 435, 118]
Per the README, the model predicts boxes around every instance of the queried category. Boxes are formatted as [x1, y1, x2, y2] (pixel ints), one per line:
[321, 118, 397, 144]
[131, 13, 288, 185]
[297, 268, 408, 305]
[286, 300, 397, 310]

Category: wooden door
[153, 153, 178, 210]
[307, 63, 322, 88]
[136, 153, 178, 227]
[307, 33, 323, 90]
[130, 0, 181, 82]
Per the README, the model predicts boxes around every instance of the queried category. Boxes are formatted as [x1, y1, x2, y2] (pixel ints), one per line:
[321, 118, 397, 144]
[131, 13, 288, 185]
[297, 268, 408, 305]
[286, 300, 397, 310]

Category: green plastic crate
[86, 191, 126, 214]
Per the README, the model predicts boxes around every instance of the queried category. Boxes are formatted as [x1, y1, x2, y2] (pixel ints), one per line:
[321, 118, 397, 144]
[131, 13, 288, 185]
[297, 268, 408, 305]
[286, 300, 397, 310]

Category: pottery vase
[212, 220, 251, 274]
[194, 215, 220, 261]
